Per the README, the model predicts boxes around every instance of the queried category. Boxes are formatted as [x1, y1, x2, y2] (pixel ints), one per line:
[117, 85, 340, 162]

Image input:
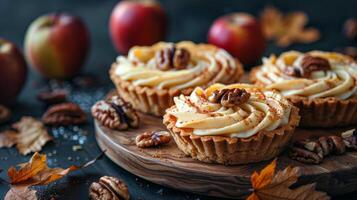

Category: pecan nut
[289, 147, 323, 164]
[42, 102, 86, 126]
[318, 136, 332, 156]
[37, 89, 68, 105]
[89, 176, 129, 200]
[341, 129, 357, 150]
[344, 18, 357, 41]
[290, 134, 349, 164]
[289, 140, 324, 164]
[91, 96, 139, 130]
[0, 105, 11, 124]
[327, 135, 346, 154]
[135, 130, 171, 148]
[155, 45, 190, 71]
[293, 140, 324, 159]
[299, 55, 331, 77]
[208, 88, 251, 107]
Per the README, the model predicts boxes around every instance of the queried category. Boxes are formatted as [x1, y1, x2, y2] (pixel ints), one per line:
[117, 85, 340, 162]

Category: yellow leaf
[248, 159, 330, 200]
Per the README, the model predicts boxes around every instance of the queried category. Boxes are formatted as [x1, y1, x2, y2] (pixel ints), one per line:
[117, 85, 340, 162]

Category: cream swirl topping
[255, 51, 357, 99]
[167, 84, 293, 138]
[113, 41, 242, 90]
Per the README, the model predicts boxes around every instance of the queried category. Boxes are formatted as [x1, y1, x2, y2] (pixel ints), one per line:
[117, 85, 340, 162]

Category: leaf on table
[5, 151, 105, 199]
[247, 159, 330, 200]
[4, 186, 37, 200]
[0, 130, 18, 147]
[260, 6, 320, 47]
[0, 117, 53, 155]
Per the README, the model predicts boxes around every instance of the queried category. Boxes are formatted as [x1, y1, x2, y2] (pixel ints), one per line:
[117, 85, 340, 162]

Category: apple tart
[250, 51, 357, 127]
[163, 84, 300, 165]
[110, 41, 244, 116]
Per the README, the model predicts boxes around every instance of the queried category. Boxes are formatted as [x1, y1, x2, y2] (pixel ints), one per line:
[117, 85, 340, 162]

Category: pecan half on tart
[250, 51, 357, 127]
[163, 84, 300, 165]
[110, 41, 244, 116]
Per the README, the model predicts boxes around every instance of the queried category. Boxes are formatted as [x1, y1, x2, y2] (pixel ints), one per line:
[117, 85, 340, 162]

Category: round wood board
[94, 113, 357, 199]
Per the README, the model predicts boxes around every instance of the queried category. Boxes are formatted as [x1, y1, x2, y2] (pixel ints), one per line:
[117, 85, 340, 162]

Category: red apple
[0, 39, 27, 105]
[109, 0, 166, 54]
[208, 13, 266, 65]
[24, 13, 90, 79]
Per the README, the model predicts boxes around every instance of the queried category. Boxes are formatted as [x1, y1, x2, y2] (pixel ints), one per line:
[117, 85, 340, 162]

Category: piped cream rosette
[253, 51, 357, 99]
[114, 41, 243, 90]
[110, 41, 243, 116]
[251, 51, 357, 127]
[164, 84, 300, 165]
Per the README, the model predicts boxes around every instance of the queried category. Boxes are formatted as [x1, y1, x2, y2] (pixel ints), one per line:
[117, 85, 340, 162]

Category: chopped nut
[37, 89, 67, 105]
[155, 45, 190, 71]
[135, 131, 171, 148]
[299, 55, 331, 77]
[92, 96, 139, 130]
[344, 18, 357, 40]
[0, 105, 11, 124]
[89, 176, 129, 200]
[341, 129, 357, 150]
[208, 88, 251, 107]
[42, 102, 86, 126]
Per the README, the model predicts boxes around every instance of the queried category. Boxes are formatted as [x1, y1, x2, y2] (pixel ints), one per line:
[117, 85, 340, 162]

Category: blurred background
[0, 0, 356, 199]
[1, 0, 356, 78]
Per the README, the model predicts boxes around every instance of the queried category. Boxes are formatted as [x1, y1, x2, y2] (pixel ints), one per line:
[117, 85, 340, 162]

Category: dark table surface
[0, 0, 357, 199]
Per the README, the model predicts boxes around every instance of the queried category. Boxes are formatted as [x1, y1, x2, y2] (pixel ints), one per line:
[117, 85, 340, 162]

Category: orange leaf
[7, 151, 104, 187]
[247, 159, 330, 200]
[251, 159, 276, 189]
[8, 153, 47, 184]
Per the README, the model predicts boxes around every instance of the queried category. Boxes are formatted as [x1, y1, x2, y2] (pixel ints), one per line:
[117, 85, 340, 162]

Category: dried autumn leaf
[0, 117, 52, 155]
[4, 186, 37, 200]
[5, 151, 104, 200]
[260, 6, 320, 47]
[247, 159, 330, 200]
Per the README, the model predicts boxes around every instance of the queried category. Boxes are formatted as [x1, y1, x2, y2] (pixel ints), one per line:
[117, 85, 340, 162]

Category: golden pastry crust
[163, 105, 300, 165]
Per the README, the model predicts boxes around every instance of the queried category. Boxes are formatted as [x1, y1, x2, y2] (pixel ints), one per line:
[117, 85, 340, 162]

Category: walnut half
[208, 88, 251, 108]
[135, 130, 171, 148]
[91, 96, 140, 130]
[89, 176, 129, 200]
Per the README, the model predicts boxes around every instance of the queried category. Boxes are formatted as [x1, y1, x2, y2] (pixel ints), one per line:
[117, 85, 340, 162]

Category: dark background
[0, 0, 356, 199]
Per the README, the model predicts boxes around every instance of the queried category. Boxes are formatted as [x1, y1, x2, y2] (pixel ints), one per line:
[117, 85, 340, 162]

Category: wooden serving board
[94, 113, 357, 199]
